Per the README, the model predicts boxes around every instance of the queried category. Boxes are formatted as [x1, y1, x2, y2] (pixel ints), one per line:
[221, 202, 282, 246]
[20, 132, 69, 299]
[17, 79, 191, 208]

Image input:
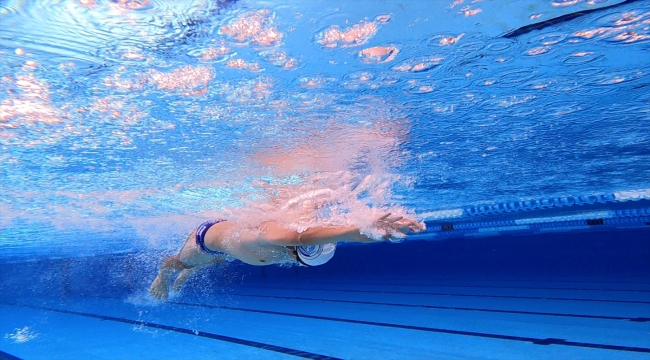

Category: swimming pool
[1, 0, 649, 358]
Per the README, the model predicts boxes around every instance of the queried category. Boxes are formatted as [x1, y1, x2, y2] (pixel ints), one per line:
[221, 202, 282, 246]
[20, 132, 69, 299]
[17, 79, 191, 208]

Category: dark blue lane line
[92, 293, 650, 323]
[229, 292, 650, 322]
[2, 303, 340, 360]
[238, 286, 650, 304]
[171, 300, 650, 354]
[322, 282, 650, 293]
[439, 278, 650, 285]
[308, 276, 650, 286]
[503, 0, 646, 38]
[0, 350, 22, 360]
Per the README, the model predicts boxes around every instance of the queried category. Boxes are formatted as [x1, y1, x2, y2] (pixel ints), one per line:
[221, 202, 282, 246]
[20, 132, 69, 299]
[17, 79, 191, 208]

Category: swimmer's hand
[373, 213, 425, 241]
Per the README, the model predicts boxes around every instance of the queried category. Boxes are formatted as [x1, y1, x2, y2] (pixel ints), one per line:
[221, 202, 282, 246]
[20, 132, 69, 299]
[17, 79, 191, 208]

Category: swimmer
[149, 213, 424, 300]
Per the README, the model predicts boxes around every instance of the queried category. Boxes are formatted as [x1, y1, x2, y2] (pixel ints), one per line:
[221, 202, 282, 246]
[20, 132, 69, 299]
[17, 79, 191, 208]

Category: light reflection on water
[0, 0, 649, 257]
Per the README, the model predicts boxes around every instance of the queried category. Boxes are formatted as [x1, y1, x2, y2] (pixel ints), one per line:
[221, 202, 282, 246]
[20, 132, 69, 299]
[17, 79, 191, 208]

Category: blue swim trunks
[195, 220, 226, 255]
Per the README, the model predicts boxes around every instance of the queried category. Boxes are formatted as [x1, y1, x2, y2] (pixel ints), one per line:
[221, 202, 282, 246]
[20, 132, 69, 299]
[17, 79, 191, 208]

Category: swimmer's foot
[172, 268, 196, 292]
[149, 272, 172, 301]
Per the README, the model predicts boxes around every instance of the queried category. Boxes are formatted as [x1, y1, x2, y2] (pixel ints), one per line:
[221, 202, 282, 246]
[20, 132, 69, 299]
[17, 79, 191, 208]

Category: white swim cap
[296, 243, 336, 266]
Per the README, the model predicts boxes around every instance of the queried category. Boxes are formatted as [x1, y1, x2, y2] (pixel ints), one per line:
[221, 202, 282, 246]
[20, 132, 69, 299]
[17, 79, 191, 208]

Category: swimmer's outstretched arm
[258, 213, 425, 246]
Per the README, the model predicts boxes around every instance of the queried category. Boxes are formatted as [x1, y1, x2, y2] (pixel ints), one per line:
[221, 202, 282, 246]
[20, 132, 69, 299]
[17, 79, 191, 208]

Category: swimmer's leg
[150, 232, 212, 300]
[172, 256, 227, 292]
[149, 255, 187, 301]
[172, 268, 195, 292]
[150, 232, 227, 300]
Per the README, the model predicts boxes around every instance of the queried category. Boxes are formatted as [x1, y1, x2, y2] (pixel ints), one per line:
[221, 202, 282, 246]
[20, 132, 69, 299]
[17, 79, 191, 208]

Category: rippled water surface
[1, 0, 649, 258]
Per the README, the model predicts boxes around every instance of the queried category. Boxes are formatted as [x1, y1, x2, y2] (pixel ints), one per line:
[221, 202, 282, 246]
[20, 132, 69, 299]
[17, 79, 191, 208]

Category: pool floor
[2, 274, 649, 359]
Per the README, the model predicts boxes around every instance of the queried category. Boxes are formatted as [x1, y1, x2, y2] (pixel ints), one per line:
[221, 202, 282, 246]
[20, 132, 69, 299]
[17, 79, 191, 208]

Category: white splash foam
[125, 290, 163, 307]
[5, 326, 38, 343]
[223, 172, 422, 242]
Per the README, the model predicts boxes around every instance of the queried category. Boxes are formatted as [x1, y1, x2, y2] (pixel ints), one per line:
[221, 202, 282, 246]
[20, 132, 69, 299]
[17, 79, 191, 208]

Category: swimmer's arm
[257, 222, 373, 246]
[258, 214, 425, 246]
[299, 226, 377, 244]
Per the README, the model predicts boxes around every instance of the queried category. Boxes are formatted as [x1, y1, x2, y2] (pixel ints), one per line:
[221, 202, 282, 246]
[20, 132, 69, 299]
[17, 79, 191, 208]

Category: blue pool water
[1, 0, 649, 358]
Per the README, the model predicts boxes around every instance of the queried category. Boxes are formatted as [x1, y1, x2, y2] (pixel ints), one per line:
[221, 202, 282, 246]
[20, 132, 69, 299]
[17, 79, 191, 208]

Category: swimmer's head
[296, 243, 336, 266]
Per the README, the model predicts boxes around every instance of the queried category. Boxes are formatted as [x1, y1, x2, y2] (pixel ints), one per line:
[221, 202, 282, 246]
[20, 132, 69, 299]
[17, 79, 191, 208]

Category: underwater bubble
[429, 33, 465, 47]
[314, 14, 390, 49]
[603, 29, 650, 44]
[561, 51, 605, 65]
[258, 50, 299, 69]
[485, 39, 517, 52]
[220, 9, 284, 47]
[357, 46, 399, 64]
[519, 78, 559, 91]
[526, 32, 568, 46]
[593, 9, 646, 27]
[344, 71, 375, 81]
[295, 75, 337, 89]
[226, 58, 263, 72]
[590, 69, 646, 86]
[574, 67, 605, 77]
[455, 40, 486, 55]
[392, 57, 443, 73]
[496, 68, 538, 85]
[550, 0, 580, 7]
[525, 46, 552, 56]
[341, 71, 396, 90]
[403, 83, 434, 94]
[187, 44, 233, 63]
[544, 100, 583, 116]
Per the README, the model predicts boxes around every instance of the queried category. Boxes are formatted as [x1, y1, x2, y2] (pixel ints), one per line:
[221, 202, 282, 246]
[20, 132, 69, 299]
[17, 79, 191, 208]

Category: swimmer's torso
[203, 220, 296, 265]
